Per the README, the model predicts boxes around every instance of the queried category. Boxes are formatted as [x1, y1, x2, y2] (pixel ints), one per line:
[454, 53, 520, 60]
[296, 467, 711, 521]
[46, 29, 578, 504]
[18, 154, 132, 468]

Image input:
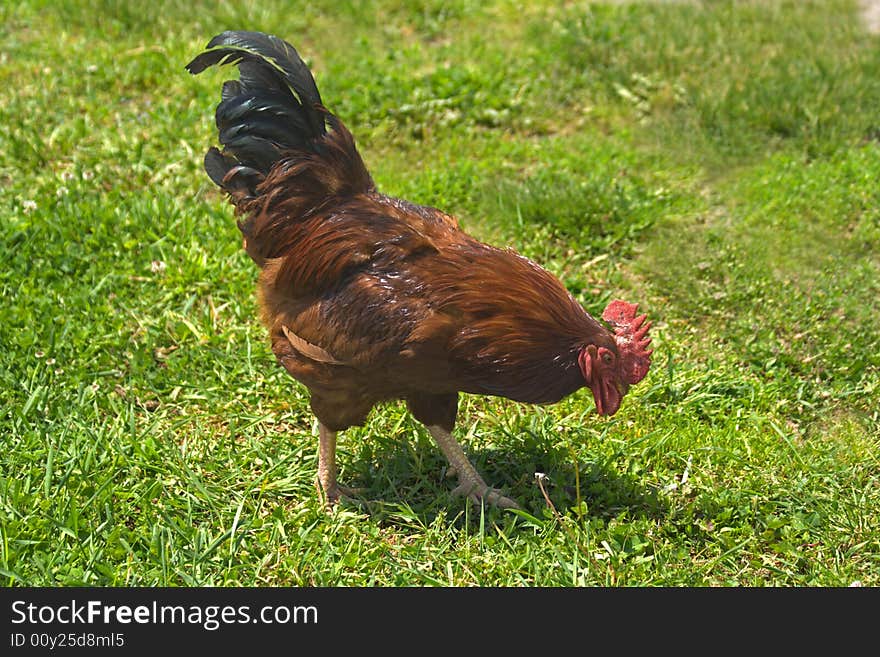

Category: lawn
[1, 0, 878, 586]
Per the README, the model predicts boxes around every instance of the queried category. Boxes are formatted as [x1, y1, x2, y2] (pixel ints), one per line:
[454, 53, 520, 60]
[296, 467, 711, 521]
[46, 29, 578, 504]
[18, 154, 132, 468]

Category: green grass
[1, 0, 878, 586]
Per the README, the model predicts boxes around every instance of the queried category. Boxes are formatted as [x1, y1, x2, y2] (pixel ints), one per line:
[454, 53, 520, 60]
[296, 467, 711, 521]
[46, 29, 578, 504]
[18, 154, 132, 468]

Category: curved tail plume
[187, 30, 374, 263]
[187, 31, 330, 194]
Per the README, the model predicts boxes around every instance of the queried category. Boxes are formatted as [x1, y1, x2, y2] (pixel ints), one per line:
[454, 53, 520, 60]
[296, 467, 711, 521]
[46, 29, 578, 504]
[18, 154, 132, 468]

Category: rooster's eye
[601, 351, 613, 364]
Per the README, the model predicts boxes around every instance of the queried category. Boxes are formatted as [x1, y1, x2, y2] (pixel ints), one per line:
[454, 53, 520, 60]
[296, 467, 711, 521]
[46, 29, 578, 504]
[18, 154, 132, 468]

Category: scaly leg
[316, 423, 363, 506]
[426, 425, 520, 510]
[316, 423, 341, 504]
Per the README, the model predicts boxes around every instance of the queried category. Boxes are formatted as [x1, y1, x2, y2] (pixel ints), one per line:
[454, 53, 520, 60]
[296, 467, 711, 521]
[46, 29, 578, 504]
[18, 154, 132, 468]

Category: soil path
[863, 1, 880, 33]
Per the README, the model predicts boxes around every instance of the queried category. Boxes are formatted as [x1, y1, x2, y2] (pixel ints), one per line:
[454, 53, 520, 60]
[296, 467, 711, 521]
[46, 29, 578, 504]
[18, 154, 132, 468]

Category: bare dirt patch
[862, 0, 880, 32]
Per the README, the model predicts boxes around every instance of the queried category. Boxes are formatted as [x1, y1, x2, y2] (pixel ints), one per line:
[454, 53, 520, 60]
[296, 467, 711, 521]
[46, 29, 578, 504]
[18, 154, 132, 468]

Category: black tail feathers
[187, 31, 336, 196]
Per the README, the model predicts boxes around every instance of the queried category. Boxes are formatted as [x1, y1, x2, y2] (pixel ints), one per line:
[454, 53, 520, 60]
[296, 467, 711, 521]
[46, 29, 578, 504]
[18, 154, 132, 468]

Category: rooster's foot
[321, 483, 367, 507]
[450, 479, 521, 510]
[428, 424, 521, 510]
[318, 423, 369, 508]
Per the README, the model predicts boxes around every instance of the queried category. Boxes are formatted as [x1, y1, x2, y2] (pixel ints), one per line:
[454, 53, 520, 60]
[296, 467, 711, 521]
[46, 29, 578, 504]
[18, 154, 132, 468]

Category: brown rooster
[187, 31, 653, 509]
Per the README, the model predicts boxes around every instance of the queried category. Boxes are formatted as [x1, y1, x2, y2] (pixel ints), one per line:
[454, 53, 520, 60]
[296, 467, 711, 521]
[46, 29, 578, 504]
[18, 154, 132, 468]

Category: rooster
[187, 31, 653, 509]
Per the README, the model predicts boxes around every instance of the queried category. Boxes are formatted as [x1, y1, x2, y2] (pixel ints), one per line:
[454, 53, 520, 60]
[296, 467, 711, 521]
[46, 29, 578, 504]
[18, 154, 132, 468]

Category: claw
[427, 424, 521, 510]
[322, 483, 366, 508]
[451, 480, 521, 510]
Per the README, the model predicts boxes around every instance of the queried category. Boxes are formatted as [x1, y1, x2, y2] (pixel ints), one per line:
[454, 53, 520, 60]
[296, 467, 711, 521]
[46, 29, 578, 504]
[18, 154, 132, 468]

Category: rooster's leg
[427, 425, 520, 510]
[317, 423, 342, 504]
[317, 423, 363, 506]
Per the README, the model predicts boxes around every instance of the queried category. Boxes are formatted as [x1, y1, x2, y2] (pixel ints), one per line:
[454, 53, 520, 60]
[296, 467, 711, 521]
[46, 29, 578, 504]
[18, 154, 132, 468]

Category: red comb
[602, 300, 653, 385]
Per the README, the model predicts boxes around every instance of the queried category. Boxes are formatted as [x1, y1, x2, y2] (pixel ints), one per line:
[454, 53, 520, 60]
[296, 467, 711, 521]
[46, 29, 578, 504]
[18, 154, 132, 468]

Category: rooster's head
[578, 300, 653, 416]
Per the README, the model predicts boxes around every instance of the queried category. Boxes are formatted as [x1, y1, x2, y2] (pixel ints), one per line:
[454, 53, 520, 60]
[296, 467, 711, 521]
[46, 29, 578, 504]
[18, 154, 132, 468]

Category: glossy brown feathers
[254, 176, 616, 426]
[188, 30, 649, 435]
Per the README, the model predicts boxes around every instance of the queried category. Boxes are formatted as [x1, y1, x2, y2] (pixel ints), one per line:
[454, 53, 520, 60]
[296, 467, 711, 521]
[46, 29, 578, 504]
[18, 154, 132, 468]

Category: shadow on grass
[339, 435, 668, 527]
